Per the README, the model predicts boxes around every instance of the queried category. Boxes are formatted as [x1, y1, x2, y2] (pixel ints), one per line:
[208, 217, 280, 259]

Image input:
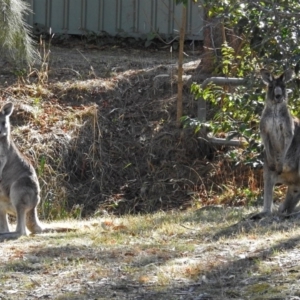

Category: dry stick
[76, 49, 95, 75]
[180, 223, 199, 231]
[177, 5, 186, 126]
[208, 135, 248, 148]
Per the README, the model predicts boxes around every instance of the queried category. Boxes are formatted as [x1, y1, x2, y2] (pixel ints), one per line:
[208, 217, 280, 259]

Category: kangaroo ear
[2, 103, 14, 117]
[260, 69, 273, 85]
[281, 69, 294, 83]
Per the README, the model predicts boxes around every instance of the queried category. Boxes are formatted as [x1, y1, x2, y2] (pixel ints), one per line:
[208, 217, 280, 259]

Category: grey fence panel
[49, 0, 65, 33]
[67, 0, 82, 34]
[118, 0, 135, 34]
[85, 0, 101, 33]
[153, 0, 169, 37]
[24, 0, 203, 40]
[187, 1, 202, 39]
[102, 0, 118, 34]
[135, 0, 152, 36]
[31, 0, 47, 26]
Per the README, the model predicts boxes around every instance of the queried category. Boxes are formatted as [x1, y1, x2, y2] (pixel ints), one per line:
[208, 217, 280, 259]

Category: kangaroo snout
[0, 129, 7, 138]
[274, 86, 283, 103]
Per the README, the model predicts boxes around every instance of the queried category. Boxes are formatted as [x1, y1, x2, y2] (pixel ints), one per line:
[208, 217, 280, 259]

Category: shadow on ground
[1, 208, 300, 299]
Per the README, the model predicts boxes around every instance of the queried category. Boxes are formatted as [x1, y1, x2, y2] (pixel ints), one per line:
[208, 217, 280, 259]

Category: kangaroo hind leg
[0, 202, 27, 241]
[26, 206, 43, 234]
[0, 188, 37, 241]
[251, 166, 276, 219]
[0, 209, 9, 233]
[279, 185, 300, 215]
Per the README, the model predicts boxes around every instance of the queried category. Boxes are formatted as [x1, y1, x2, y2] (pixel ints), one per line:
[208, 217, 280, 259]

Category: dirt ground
[1, 207, 300, 300]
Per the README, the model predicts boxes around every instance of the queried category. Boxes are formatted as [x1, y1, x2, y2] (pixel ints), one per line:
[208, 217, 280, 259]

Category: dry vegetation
[0, 38, 265, 218]
[0, 38, 299, 299]
[1, 208, 300, 299]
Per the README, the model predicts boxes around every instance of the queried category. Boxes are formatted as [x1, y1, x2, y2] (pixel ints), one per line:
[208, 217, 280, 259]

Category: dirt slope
[0, 41, 222, 217]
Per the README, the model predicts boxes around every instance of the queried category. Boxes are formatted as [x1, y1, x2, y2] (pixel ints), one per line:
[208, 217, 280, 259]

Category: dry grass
[1, 208, 300, 299]
[1, 44, 223, 218]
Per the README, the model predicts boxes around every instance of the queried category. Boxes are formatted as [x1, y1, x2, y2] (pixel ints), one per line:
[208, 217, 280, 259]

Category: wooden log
[208, 136, 248, 148]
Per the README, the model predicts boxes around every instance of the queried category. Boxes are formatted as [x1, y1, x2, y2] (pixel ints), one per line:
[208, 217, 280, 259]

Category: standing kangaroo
[0, 102, 44, 240]
[254, 68, 300, 218]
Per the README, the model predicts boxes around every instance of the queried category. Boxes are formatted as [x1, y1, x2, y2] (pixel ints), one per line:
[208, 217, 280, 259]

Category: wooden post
[177, 5, 186, 126]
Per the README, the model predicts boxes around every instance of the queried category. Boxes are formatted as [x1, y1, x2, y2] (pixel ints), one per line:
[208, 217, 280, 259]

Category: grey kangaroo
[253, 68, 300, 218]
[0, 102, 44, 240]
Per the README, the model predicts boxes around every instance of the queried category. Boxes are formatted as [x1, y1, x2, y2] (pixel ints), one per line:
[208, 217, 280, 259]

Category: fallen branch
[208, 136, 248, 148]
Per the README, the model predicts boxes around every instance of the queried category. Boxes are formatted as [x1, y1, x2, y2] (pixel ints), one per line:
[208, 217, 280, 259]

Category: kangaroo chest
[262, 109, 294, 144]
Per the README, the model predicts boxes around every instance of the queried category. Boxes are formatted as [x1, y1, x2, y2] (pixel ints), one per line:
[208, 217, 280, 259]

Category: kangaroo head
[261, 69, 294, 104]
[0, 103, 13, 138]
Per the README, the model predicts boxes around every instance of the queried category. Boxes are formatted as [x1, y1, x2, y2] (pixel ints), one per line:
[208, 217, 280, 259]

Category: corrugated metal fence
[24, 0, 203, 40]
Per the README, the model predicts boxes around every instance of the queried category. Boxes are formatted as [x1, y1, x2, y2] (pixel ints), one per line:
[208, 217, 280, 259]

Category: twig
[180, 223, 199, 231]
[76, 49, 91, 64]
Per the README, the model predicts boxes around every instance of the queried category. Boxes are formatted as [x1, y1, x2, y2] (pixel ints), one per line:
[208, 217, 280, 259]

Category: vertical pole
[177, 4, 186, 126]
